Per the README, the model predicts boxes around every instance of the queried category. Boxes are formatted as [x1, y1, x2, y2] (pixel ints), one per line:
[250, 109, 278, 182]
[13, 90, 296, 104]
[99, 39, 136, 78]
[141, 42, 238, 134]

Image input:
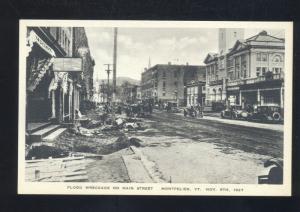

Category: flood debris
[26, 144, 69, 160]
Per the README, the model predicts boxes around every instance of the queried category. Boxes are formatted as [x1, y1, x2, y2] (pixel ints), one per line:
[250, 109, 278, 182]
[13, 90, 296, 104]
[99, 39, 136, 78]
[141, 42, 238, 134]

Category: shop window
[273, 68, 280, 74]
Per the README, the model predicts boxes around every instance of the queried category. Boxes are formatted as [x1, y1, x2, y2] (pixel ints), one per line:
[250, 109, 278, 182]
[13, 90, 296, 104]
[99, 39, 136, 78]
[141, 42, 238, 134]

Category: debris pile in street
[25, 155, 90, 182]
[26, 143, 69, 160]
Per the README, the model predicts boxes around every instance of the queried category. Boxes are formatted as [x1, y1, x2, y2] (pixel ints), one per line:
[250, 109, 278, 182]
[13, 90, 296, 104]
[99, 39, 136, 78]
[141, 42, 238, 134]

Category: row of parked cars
[220, 105, 283, 123]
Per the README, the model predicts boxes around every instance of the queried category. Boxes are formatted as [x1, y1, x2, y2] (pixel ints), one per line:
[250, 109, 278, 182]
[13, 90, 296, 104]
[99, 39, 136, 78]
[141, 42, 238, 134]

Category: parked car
[220, 105, 249, 119]
[248, 106, 283, 123]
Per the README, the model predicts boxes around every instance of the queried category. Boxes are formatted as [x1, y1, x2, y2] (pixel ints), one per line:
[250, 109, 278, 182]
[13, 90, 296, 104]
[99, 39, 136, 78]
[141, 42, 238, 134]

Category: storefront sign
[28, 30, 56, 57]
[53, 58, 82, 72]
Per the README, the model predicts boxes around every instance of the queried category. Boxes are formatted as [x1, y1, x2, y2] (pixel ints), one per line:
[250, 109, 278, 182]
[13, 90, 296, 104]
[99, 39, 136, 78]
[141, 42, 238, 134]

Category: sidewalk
[203, 116, 283, 132]
[176, 112, 283, 132]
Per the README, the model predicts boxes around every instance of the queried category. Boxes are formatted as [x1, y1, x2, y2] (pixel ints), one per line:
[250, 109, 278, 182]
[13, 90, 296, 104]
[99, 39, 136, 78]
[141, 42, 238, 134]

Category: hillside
[96, 76, 140, 86]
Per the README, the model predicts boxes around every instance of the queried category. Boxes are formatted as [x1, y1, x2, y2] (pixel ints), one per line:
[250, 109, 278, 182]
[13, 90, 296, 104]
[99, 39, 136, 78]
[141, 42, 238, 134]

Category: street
[121, 110, 283, 184]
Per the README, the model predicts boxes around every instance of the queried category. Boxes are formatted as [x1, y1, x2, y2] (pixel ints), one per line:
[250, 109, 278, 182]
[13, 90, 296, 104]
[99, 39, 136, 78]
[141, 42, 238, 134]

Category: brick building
[72, 27, 95, 101]
[141, 64, 205, 106]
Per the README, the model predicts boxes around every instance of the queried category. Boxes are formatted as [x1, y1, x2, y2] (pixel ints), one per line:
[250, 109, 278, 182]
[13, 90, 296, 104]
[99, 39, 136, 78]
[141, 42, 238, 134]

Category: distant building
[141, 63, 205, 106]
[132, 85, 142, 103]
[72, 27, 95, 101]
[185, 66, 206, 107]
[204, 28, 244, 109]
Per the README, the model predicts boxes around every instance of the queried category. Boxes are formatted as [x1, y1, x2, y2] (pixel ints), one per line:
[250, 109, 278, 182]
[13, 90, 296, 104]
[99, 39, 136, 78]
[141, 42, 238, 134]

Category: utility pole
[113, 27, 118, 101]
[104, 64, 112, 104]
[112, 27, 118, 121]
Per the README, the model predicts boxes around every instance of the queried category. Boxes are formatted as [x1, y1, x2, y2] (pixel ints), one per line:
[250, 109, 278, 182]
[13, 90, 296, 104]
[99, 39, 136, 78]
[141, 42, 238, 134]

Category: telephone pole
[112, 27, 118, 102]
[104, 64, 112, 104]
[111, 27, 118, 121]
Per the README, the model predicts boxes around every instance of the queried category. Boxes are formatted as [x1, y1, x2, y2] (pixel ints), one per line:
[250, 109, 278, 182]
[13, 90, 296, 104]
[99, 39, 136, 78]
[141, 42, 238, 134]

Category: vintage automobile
[248, 106, 283, 123]
[258, 158, 283, 184]
[220, 105, 249, 119]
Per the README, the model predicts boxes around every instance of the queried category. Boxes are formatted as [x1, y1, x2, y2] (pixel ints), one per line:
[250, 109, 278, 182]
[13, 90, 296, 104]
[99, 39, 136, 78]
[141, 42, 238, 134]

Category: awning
[26, 30, 56, 57]
[26, 30, 56, 92]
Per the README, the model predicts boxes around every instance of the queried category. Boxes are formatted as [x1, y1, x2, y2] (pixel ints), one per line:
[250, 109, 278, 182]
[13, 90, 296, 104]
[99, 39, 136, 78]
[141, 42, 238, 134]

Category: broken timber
[25, 156, 89, 182]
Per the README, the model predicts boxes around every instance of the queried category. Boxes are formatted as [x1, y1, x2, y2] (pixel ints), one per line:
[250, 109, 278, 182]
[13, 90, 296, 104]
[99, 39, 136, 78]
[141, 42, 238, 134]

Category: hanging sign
[53, 58, 82, 72]
[27, 30, 56, 57]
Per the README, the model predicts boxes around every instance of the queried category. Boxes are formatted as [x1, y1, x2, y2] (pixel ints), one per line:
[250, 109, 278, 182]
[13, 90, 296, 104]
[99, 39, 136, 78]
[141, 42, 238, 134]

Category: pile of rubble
[71, 110, 147, 137]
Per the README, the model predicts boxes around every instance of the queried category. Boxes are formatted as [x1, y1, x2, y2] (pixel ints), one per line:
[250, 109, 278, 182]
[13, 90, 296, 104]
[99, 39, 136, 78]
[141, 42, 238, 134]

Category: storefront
[26, 29, 82, 126]
[240, 79, 284, 109]
[26, 30, 56, 123]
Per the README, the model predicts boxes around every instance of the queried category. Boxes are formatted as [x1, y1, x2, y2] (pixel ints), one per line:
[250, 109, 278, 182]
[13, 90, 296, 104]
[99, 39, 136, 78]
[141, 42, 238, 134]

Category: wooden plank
[26, 156, 85, 164]
[64, 175, 89, 182]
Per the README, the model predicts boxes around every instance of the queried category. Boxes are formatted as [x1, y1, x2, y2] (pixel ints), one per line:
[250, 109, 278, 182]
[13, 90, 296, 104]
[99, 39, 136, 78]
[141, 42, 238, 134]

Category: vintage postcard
[18, 20, 293, 196]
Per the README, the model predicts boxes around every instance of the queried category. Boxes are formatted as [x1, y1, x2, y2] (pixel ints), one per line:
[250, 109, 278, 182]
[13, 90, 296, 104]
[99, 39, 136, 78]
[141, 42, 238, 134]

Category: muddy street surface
[137, 111, 283, 158]
[125, 110, 283, 184]
[27, 109, 283, 184]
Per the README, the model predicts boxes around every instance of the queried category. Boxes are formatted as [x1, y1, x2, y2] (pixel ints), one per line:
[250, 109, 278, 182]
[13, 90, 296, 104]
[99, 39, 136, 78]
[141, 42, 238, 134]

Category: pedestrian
[184, 108, 187, 117]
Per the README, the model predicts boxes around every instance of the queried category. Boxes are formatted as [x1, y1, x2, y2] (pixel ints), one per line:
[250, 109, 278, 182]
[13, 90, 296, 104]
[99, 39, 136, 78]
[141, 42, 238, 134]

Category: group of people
[183, 105, 203, 118]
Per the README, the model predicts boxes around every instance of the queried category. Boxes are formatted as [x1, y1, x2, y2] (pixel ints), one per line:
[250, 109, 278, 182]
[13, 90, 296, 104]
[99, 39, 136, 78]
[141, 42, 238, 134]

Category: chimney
[186, 62, 189, 66]
[168, 62, 171, 65]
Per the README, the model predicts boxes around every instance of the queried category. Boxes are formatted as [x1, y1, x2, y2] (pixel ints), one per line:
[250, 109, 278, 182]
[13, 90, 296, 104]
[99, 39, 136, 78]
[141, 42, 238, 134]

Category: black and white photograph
[18, 20, 293, 195]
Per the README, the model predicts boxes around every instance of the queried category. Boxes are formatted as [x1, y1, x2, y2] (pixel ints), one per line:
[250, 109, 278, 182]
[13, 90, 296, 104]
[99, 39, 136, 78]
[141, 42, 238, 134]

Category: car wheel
[272, 112, 281, 122]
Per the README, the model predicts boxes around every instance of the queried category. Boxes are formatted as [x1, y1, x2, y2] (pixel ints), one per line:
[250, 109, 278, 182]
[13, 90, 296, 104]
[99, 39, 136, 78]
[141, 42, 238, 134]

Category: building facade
[226, 31, 284, 109]
[73, 27, 95, 101]
[204, 28, 245, 109]
[26, 27, 75, 124]
[26, 27, 94, 129]
[141, 64, 205, 106]
[204, 30, 284, 111]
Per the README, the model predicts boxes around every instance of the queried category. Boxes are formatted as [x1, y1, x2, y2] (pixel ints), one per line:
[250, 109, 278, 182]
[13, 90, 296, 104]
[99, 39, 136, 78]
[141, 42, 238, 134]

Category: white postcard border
[18, 20, 293, 196]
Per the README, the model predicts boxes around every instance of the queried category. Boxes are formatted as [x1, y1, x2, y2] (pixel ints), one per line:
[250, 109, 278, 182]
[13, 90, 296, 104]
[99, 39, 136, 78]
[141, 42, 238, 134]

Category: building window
[256, 67, 261, 76]
[162, 71, 166, 78]
[262, 67, 267, 75]
[262, 53, 267, 62]
[174, 81, 178, 87]
[256, 53, 261, 61]
[273, 55, 283, 63]
[162, 92, 166, 96]
[174, 71, 178, 78]
[163, 81, 166, 91]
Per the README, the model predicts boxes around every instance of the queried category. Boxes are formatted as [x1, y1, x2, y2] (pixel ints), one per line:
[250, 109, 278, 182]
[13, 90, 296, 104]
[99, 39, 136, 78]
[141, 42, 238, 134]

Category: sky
[85, 27, 285, 81]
